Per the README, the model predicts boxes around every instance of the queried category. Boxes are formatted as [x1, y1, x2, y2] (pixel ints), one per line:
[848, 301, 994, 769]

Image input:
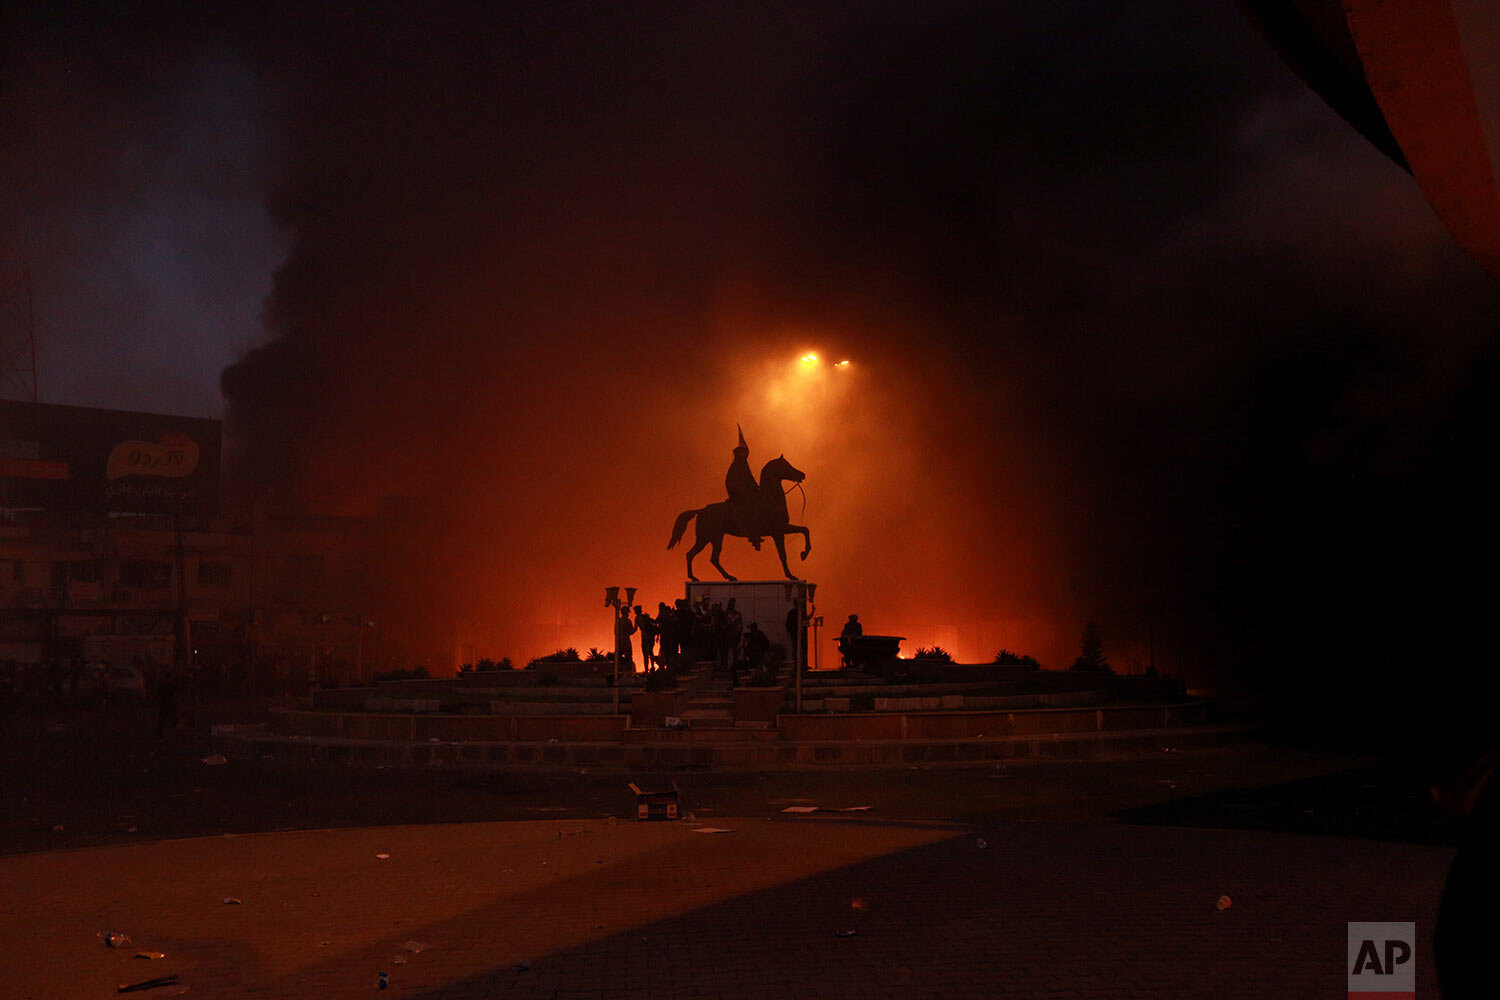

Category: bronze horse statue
[667, 455, 812, 581]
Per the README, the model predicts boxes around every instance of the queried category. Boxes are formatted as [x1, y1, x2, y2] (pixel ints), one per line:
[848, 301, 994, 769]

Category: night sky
[5, 2, 1498, 749]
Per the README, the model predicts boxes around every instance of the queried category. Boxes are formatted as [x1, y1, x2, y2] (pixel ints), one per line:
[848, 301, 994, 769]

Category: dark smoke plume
[9, 2, 1500, 752]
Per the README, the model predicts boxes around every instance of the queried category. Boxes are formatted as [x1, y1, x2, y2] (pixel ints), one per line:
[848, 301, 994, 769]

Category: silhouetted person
[743, 622, 770, 670]
[614, 610, 636, 665]
[839, 614, 862, 669]
[635, 606, 657, 668]
[725, 425, 762, 549]
[724, 597, 744, 666]
[675, 599, 695, 657]
[655, 602, 676, 665]
[156, 669, 178, 738]
[785, 606, 803, 665]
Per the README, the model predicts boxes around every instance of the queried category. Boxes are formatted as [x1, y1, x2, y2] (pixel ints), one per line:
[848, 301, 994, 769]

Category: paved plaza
[8, 807, 1450, 998]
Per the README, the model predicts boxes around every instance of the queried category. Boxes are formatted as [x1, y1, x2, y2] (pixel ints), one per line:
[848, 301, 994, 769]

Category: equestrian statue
[667, 426, 812, 581]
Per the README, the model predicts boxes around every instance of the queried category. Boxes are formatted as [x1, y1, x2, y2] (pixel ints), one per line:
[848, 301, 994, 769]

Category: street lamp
[783, 581, 816, 712]
[604, 586, 637, 713]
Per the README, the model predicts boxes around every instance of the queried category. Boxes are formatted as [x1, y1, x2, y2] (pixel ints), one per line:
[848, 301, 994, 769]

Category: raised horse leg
[785, 523, 811, 561]
[772, 533, 798, 580]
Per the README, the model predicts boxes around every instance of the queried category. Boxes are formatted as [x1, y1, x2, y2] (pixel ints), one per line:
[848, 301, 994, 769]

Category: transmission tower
[0, 260, 38, 402]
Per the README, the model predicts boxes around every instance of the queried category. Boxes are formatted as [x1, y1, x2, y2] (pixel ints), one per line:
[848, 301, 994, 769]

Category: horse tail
[667, 508, 701, 550]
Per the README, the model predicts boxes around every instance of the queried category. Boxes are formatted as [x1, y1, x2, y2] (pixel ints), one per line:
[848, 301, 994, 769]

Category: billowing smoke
[9, 3, 1500, 739]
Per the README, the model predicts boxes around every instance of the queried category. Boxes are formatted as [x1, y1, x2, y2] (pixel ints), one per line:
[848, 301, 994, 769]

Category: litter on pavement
[1216, 895, 1233, 911]
[117, 973, 179, 993]
[200, 755, 227, 766]
[689, 827, 735, 834]
[222, 897, 242, 905]
[781, 805, 873, 814]
[134, 952, 166, 960]
[629, 781, 681, 820]
[401, 941, 430, 953]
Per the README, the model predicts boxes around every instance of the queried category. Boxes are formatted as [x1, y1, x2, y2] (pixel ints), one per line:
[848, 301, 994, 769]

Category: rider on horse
[726, 425, 763, 550]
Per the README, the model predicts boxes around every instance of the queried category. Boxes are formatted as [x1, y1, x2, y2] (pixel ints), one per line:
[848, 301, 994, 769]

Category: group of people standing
[614, 596, 784, 683]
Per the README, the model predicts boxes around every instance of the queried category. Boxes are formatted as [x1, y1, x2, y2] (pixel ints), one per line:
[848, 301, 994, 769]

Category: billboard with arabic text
[0, 399, 220, 515]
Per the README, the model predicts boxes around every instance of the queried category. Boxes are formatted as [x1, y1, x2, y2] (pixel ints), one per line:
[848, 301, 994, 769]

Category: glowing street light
[835, 360, 851, 368]
[800, 353, 819, 364]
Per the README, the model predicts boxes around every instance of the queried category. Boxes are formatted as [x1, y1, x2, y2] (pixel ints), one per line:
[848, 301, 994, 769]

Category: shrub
[527, 648, 582, 668]
[476, 657, 512, 672]
[993, 649, 1041, 669]
[913, 646, 954, 662]
[585, 647, 612, 662]
[1069, 622, 1112, 673]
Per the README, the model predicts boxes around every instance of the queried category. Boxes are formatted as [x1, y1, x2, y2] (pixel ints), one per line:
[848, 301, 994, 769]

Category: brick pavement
[6, 815, 1450, 998]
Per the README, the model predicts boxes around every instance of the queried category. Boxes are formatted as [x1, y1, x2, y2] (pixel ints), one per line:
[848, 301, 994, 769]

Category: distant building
[1, 400, 456, 691]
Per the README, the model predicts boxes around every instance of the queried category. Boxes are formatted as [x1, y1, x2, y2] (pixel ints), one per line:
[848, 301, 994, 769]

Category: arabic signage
[0, 400, 221, 515]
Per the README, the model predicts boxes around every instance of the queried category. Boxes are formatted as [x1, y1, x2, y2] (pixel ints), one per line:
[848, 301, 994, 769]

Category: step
[680, 710, 733, 723]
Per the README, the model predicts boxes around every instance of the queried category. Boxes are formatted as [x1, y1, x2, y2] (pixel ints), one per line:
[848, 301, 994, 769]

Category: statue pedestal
[685, 579, 812, 649]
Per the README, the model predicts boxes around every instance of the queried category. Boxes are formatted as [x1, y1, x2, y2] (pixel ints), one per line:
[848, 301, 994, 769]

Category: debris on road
[200, 754, 227, 766]
[690, 827, 735, 834]
[100, 931, 133, 948]
[117, 973, 179, 993]
[134, 952, 166, 960]
[833, 929, 858, 937]
[1216, 895, 1232, 911]
[851, 898, 868, 910]
[223, 897, 242, 905]
[630, 781, 680, 821]
[377, 971, 389, 990]
[401, 941, 430, 953]
[375, 853, 391, 860]
[976, 838, 988, 849]
[781, 805, 873, 814]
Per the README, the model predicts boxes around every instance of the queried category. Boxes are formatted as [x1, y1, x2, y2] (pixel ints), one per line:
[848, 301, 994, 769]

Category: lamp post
[604, 586, 637, 714]
[784, 581, 816, 712]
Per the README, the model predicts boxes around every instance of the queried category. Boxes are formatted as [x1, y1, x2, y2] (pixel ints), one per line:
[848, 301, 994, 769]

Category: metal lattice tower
[0, 260, 38, 402]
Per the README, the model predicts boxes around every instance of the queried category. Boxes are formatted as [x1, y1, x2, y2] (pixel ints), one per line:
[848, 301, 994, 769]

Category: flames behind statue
[667, 428, 812, 581]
